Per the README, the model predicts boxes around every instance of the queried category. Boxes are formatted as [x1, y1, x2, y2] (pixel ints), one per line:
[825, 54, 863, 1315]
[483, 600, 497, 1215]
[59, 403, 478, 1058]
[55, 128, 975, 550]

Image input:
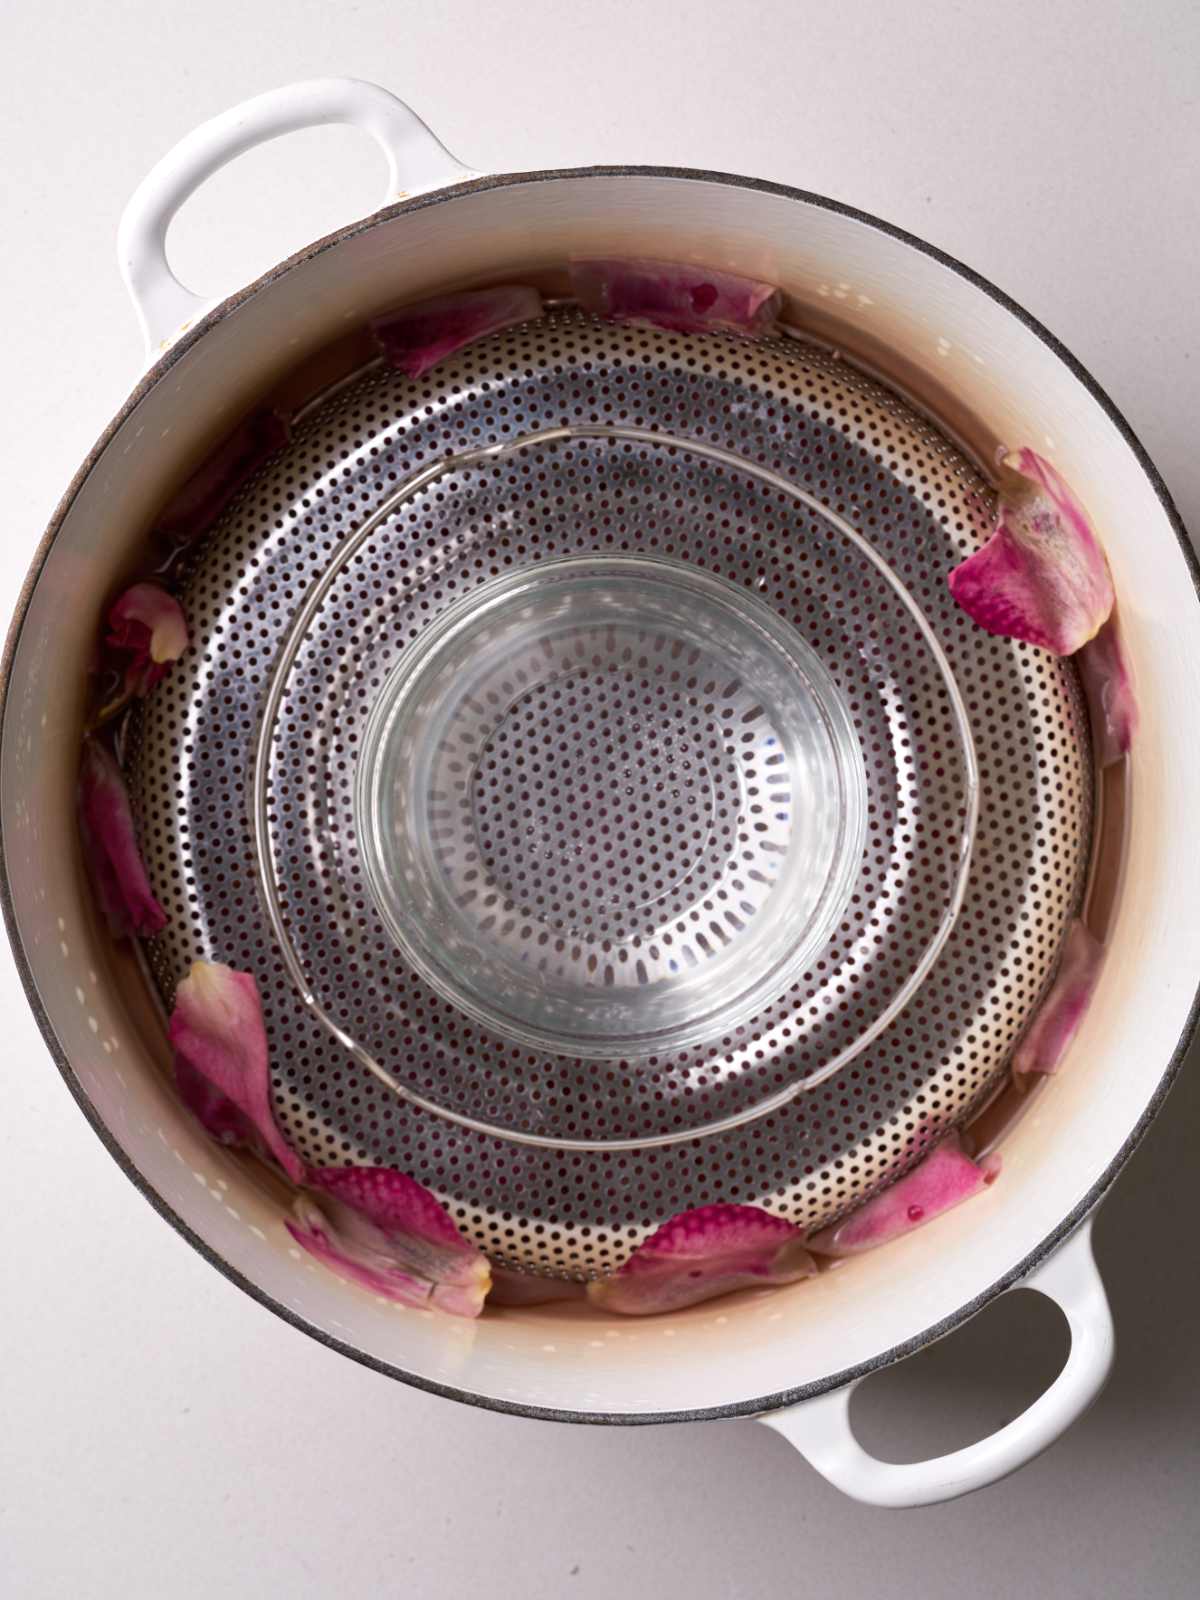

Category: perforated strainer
[131, 307, 1092, 1278]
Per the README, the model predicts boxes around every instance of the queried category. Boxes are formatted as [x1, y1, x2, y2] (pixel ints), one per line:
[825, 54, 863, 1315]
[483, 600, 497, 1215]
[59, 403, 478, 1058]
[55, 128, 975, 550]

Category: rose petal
[168, 960, 305, 1183]
[99, 582, 188, 717]
[109, 582, 188, 667]
[286, 1167, 491, 1317]
[77, 738, 167, 939]
[586, 1204, 815, 1316]
[154, 409, 290, 547]
[488, 1267, 586, 1307]
[1013, 920, 1104, 1078]
[807, 1138, 1001, 1257]
[372, 286, 544, 378]
[570, 258, 782, 338]
[1077, 615, 1138, 765]
[948, 449, 1114, 655]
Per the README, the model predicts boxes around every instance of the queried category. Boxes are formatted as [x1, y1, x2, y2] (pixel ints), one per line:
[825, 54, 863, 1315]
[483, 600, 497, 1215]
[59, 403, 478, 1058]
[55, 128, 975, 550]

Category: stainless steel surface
[131, 309, 1092, 1275]
[249, 386, 980, 1148]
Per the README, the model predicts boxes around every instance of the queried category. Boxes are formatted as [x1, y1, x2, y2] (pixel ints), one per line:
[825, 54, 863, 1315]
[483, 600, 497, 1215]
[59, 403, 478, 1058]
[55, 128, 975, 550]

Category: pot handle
[117, 77, 474, 360]
[760, 1219, 1113, 1506]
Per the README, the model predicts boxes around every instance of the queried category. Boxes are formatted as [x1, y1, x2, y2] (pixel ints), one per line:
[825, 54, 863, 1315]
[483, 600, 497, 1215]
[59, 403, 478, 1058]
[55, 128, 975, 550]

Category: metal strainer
[130, 307, 1092, 1278]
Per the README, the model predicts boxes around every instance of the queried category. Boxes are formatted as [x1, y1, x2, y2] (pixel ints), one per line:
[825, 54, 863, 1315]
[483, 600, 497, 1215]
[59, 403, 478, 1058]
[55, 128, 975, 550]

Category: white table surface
[2, 2, 1198, 1593]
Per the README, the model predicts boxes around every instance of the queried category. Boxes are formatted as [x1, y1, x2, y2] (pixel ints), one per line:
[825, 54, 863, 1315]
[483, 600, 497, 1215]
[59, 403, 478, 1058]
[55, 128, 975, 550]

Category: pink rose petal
[99, 582, 188, 718]
[1077, 615, 1138, 765]
[154, 409, 290, 547]
[570, 258, 782, 337]
[1013, 920, 1104, 1078]
[77, 738, 167, 939]
[372, 286, 544, 378]
[488, 1267, 586, 1307]
[168, 960, 305, 1183]
[286, 1167, 491, 1317]
[807, 1138, 1001, 1257]
[586, 1203, 815, 1316]
[948, 449, 1114, 655]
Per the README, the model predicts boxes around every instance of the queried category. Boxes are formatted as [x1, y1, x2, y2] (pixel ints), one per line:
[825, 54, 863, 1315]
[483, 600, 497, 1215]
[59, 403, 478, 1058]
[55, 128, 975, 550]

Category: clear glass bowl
[355, 555, 868, 1060]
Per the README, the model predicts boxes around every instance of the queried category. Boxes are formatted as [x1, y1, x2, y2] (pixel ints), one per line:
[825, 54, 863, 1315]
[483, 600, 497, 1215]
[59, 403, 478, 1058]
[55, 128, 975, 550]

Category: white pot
[4, 78, 1197, 1508]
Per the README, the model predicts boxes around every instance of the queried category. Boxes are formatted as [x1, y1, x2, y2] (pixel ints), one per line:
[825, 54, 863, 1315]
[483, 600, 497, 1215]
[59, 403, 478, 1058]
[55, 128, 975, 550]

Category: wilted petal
[108, 582, 188, 671]
[808, 1138, 1001, 1257]
[77, 738, 167, 939]
[154, 409, 290, 547]
[488, 1267, 586, 1307]
[99, 582, 188, 717]
[287, 1167, 491, 1317]
[373, 286, 543, 378]
[586, 1204, 815, 1316]
[571, 258, 782, 338]
[168, 960, 305, 1183]
[1013, 920, 1104, 1078]
[948, 449, 1113, 654]
[1077, 616, 1138, 765]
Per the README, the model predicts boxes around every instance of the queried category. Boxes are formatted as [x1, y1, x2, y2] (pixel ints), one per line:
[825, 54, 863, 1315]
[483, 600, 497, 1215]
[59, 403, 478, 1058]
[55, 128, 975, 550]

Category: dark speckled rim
[3, 165, 1198, 1428]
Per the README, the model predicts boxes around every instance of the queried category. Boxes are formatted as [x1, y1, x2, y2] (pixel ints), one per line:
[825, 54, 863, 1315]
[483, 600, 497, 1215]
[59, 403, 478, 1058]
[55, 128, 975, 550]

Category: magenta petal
[168, 960, 305, 1183]
[154, 409, 290, 547]
[101, 582, 188, 713]
[1013, 920, 1104, 1078]
[77, 739, 167, 939]
[948, 449, 1113, 655]
[286, 1201, 433, 1307]
[1077, 616, 1138, 765]
[586, 1204, 815, 1316]
[108, 582, 188, 666]
[288, 1167, 491, 1317]
[372, 286, 543, 378]
[570, 258, 782, 337]
[808, 1139, 1001, 1257]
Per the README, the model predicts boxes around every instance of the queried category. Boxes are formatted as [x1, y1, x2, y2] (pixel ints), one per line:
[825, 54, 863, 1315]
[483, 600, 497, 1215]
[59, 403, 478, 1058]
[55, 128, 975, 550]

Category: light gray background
[1, 1, 1197, 1594]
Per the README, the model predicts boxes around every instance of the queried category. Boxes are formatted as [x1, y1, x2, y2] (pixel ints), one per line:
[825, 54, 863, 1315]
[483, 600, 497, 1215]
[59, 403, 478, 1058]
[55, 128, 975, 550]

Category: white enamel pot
[4, 78, 1198, 1509]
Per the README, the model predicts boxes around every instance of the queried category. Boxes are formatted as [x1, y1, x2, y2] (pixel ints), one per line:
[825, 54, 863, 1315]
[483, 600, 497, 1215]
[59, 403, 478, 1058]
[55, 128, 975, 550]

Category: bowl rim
[3, 162, 1197, 1426]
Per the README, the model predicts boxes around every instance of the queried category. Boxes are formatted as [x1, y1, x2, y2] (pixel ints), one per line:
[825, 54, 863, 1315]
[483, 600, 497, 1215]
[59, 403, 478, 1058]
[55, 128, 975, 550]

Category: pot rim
[3, 163, 1197, 1426]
